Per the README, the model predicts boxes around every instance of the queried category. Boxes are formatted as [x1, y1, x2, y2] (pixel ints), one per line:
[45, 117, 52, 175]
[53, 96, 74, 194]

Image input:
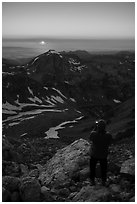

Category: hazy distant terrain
[2, 38, 135, 62]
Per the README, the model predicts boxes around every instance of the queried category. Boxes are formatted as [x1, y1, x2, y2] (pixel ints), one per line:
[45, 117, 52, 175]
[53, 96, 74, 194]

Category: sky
[2, 2, 135, 40]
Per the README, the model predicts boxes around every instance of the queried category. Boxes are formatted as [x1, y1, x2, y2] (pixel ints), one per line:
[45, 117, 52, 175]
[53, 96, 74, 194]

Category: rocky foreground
[2, 137, 135, 202]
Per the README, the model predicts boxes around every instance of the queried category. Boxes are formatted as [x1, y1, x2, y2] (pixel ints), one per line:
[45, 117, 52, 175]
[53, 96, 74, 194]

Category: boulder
[68, 192, 77, 200]
[2, 137, 14, 161]
[109, 184, 121, 193]
[72, 185, 111, 202]
[20, 164, 29, 176]
[20, 176, 41, 202]
[41, 186, 50, 195]
[40, 186, 55, 201]
[120, 158, 135, 176]
[29, 169, 39, 178]
[11, 191, 21, 202]
[2, 136, 20, 162]
[58, 188, 70, 197]
[108, 161, 121, 174]
[2, 187, 11, 202]
[2, 176, 20, 193]
[119, 192, 133, 201]
[129, 196, 135, 202]
[79, 167, 90, 181]
[39, 139, 90, 187]
[69, 185, 77, 192]
[3, 161, 20, 177]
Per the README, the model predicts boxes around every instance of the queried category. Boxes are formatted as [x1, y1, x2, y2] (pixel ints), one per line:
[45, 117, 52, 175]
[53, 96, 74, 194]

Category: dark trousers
[90, 156, 107, 182]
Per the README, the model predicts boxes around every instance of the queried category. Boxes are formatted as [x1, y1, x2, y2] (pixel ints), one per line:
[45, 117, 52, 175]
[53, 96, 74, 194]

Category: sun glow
[40, 41, 45, 45]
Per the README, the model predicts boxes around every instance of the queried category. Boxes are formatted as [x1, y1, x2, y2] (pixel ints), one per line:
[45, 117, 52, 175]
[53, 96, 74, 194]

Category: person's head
[96, 119, 106, 132]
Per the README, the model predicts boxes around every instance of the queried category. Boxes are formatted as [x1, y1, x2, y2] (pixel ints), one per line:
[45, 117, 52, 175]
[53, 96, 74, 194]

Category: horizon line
[2, 37, 135, 41]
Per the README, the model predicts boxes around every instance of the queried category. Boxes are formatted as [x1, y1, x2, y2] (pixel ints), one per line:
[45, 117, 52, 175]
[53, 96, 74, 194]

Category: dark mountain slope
[107, 97, 134, 138]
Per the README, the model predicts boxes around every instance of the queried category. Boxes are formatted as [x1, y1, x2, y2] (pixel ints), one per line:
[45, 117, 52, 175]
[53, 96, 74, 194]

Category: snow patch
[75, 110, 81, 114]
[47, 50, 63, 58]
[51, 96, 64, 104]
[46, 97, 56, 106]
[8, 122, 20, 127]
[3, 108, 67, 124]
[3, 72, 14, 76]
[69, 58, 80, 65]
[3, 109, 17, 114]
[28, 87, 34, 96]
[45, 115, 84, 139]
[31, 57, 39, 65]
[20, 133, 27, 137]
[113, 99, 121, 103]
[3, 101, 21, 111]
[44, 87, 48, 90]
[70, 98, 76, 102]
[64, 81, 70, 85]
[52, 88, 67, 99]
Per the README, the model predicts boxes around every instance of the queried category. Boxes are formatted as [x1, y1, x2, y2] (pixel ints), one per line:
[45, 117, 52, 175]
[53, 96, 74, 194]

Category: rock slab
[73, 185, 111, 202]
[39, 139, 90, 187]
[120, 158, 135, 176]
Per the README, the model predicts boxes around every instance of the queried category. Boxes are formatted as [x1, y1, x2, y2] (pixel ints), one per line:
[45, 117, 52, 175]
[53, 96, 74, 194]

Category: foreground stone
[79, 167, 90, 181]
[3, 161, 20, 177]
[129, 196, 135, 202]
[72, 185, 111, 202]
[2, 176, 20, 193]
[11, 191, 21, 202]
[2, 187, 11, 202]
[39, 139, 90, 187]
[2, 137, 14, 161]
[109, 184, 121, 193]
[120, 158, 135, 176]
[2, 136, 20, 162]
[20, 176, 41, 202]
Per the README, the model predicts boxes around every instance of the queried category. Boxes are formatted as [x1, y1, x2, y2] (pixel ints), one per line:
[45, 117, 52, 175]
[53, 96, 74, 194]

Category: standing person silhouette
[89, 119, 112, 186]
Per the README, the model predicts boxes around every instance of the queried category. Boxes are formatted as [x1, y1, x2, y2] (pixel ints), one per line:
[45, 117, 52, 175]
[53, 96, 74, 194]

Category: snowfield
[45, 116, 84, 139]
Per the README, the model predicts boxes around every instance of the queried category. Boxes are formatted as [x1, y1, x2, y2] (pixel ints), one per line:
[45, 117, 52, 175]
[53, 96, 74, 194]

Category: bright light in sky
[40, 41, 45, 45]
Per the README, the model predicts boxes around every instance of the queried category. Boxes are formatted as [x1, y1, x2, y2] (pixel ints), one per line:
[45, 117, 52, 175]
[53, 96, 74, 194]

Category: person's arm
[107, 133, 113, 145]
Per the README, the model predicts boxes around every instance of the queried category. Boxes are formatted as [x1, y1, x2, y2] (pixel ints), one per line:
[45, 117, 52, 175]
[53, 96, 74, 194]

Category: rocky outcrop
[72, 185, 111, 202]
[2, 187, 11, 202]
[2, 161, 20, 177]
[20, 176, 41, 202]
[2, 176, 21, 202]
[2, 137, 135, 202]
[2, 137, 14, 161]
[109, 184, 121, 193]
[20, 164, 29, 176]
[2, 176, 20, 193]
[129, 196, 135, 202]
[120, 158, 135, 176]
[39, 139, 90, 187]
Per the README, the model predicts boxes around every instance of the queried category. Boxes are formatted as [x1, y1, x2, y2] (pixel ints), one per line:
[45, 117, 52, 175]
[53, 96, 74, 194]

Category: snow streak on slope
[45, 116, 84, 139]
[2, 85, 70, 118]
[3, 108, 68, 124]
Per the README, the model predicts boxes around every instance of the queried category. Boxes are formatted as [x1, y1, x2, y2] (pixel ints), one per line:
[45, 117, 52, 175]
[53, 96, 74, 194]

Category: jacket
[90, 130, 112, 159]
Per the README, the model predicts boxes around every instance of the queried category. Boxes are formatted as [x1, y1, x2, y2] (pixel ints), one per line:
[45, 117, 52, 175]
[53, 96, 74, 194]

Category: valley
[2, 49, 135, 141]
